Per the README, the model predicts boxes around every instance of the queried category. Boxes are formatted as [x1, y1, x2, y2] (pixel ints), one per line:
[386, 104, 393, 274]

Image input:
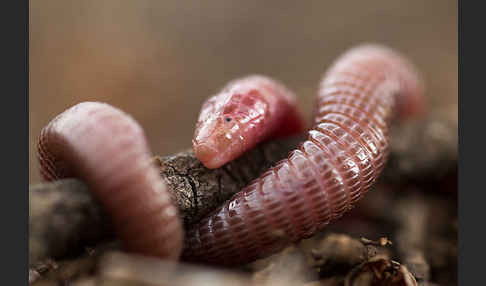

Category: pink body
[37, 102, 183, 259]
[182, 44, 424, 265]
[36, 44, 425, 267]
[193, 75, 304, 169]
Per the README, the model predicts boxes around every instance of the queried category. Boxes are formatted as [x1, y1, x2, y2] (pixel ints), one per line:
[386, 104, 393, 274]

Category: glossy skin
[36, 44, 424, 266]
[193, 75, 304, 169]
[37, 102, 183, 260]
[182, 44, 424, 265]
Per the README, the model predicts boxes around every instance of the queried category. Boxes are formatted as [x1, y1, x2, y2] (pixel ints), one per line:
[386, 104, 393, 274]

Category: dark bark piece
[156, 135, 301, 226]
[29, 179, 114, 266]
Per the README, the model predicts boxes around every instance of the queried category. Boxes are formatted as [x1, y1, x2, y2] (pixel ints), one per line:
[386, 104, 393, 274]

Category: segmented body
[36, 44, 424, 266]
[37, 102, 183, 259]
[193, 75, 304, 169]
[182, 44, 424, 265]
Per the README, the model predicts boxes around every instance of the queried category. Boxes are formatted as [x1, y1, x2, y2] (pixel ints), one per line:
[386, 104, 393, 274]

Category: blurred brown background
[30, 0, 457, 184]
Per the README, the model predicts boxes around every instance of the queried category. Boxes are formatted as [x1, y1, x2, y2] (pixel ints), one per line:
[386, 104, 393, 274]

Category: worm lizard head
[193, 83, 269, 169]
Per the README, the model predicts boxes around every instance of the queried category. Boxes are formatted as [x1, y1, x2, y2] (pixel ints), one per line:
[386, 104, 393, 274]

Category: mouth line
[193, 141, 225, 168]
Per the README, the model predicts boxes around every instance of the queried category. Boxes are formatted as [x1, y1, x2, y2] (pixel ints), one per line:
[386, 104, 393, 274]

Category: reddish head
[193, 75, 304, 169]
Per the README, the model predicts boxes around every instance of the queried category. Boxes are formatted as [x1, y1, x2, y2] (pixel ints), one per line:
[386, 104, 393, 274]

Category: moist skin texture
[193, 75, 304, 169]
[182, 44, 424, 265]
[36, 44, 424, 267]
[37, 102, 183, 260]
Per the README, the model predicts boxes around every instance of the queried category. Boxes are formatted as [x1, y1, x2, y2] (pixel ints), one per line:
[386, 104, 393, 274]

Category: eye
[225, 117, 232, 122]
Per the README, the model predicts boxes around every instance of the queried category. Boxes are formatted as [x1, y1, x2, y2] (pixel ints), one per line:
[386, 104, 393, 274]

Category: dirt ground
[29, 0, 457, 184]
